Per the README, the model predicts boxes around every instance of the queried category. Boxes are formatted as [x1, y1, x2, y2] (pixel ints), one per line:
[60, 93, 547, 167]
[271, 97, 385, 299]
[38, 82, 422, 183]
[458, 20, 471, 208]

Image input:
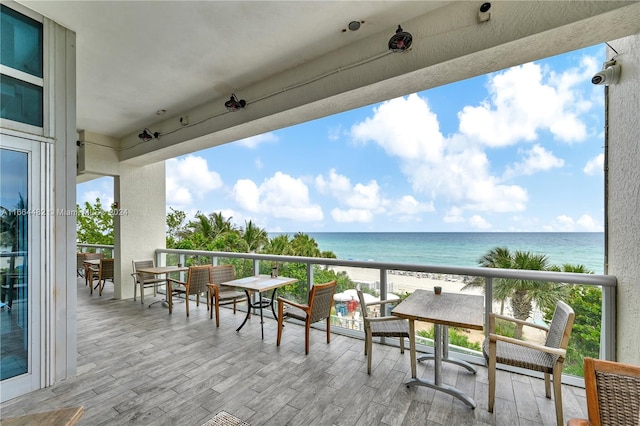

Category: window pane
[0, 148, 29, 381]
[0, 74, 43, 127]
[0, 5, 43, 78]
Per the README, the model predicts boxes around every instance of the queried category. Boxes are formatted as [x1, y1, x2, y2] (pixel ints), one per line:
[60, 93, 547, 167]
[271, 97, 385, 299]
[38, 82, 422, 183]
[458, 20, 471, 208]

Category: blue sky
[78, 45, 606, 233]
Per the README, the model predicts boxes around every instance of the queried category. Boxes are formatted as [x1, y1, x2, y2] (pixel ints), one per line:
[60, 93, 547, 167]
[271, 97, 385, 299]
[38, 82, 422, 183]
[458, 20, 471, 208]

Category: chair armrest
[206, 284, 218, 295]
[566, 419, 590, 426]
[277, 297, 309, 311]
[366, 299, 400, 307]
[167, 278, 186, 287]
[367, 316, 406, 323]
[490, 333, 567, 357]
[490, 313, 550, 332]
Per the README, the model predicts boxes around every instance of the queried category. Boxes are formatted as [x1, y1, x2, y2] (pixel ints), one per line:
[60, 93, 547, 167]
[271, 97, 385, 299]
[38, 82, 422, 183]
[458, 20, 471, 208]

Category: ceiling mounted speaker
[225, 93, 246, 111]
[388, 25, 412, 52]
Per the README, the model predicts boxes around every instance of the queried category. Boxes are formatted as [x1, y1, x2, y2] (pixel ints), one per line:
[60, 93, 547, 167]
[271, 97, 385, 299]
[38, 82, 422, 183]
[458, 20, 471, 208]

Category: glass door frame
[0, 132, 43, 401]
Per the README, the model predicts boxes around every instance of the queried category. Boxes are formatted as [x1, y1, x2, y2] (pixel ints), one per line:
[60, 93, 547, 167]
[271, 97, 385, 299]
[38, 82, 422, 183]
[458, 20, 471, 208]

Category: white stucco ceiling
[20, 0, 447, 138]
[15, 1, 640, 166]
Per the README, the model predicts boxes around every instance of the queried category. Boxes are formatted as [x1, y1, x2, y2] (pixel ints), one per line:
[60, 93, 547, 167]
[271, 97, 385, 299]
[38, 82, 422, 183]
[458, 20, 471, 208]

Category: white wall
[606, 33, 640, 364]
[114, 162, 166, 300]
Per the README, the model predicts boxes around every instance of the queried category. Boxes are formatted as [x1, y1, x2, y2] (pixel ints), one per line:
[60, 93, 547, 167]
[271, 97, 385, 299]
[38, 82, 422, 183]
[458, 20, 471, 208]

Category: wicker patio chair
[83, 252, 104, 286]
[76, 253, 86, 277]
[357, 289, 410, 374]
[206, 264, 249, 327]
[567, 357, 640, 426]
[89, 258, 114, 296]
[277, 280, 337, 355]
[484, 300, 575, 426]
[167, 265, 211, 317]
[131, 259, 166, 305]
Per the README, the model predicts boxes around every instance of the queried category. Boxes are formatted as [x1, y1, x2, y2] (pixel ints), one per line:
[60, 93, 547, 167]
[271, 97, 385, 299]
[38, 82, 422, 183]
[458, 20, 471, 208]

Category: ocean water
[280, 232, 605, 275]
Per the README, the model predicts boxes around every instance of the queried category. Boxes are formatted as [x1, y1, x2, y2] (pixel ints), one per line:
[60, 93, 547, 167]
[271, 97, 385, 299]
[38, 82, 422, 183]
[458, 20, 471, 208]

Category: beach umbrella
[333, 292, 354, 302]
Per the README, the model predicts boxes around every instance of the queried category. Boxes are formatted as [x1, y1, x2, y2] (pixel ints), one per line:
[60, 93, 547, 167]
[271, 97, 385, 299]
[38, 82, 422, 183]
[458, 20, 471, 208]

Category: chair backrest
[84, 252, 104, 261]
[77, 253, 86, 269]
[210, 264, 235, 285]
[186, 265, 212, 295]
[544, 300, 575, 351]
[356, 289, 370, 319]
[132, 259, 155, 283]
[584, 357, 640, 426]
[308, 280, 337, 323]
[99, 258, 115, 279]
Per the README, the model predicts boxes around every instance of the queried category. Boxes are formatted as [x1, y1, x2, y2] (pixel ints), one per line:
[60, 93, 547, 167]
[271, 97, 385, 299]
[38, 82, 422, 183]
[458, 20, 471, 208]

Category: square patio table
[221, 275, 297, 340]
[391, 289, 484, 408]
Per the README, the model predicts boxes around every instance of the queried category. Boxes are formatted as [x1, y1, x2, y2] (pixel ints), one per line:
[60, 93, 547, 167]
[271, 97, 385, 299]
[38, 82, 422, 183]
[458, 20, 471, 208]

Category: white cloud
[331, 208, 374, 223]
[503, 144, 564, 179]
[315, 169, 385, 223]
[584, 153, 604, 176]
[79, 189, 113, 207]
[577, 214, 601, 231]
[555, 214, 575, 230]
[350, 95, 528, 215]
[254, 157, 264, 170]
[443, 206, 465, 223]
[232, 172, 323, 221]
[351, 93, 444, 161]
[469, 215, 492, 230]
[550, 213, 601, 232]
[166, 155, 223, 206]
[393, 195, 434, 215]
[458, 61, 595, 147]
[328, 125, 343, 141]
[235, 132, 279, 148]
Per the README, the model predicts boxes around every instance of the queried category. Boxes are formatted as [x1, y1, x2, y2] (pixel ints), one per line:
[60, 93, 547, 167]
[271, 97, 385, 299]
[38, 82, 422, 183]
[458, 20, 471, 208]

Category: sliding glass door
[0, 135, 41, 400]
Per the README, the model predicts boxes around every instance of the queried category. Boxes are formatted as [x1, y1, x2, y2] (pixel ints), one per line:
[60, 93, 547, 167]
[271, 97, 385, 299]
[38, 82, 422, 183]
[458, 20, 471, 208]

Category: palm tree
[463, 247, 567, 339]
[290, 232, 321, 257]
[242, 220, 268, 253]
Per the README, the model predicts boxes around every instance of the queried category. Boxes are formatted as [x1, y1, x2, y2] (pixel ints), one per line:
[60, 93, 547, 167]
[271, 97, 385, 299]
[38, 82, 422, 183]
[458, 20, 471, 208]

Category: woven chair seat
[482, 339, 557, 373]
[356, 289, 409, 374]
[369, 319, 410, 337]
[282, 304, 308, 322]
[207, 265, 248, 327]
[218, 286, 247, 302]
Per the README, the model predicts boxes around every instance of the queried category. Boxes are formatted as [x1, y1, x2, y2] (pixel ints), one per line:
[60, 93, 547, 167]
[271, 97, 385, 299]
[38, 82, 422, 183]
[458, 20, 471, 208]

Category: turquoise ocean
[277, 233, 605, 275]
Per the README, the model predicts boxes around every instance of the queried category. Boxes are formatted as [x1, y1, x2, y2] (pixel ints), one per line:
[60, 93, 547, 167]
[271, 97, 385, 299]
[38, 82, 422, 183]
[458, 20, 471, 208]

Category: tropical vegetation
[469, 246, 601, 376]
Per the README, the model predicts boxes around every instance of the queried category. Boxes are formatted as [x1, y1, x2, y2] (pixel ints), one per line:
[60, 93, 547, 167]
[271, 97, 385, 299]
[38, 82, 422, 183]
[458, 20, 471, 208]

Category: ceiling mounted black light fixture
[388, 25, 412, 52]
[138, 128, 159, 142]
[225, 93, 246, 111]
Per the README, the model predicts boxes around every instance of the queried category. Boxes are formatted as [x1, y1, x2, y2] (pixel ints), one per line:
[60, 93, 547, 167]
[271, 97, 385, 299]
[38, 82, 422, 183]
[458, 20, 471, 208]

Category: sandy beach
[330, 265, 481, 296]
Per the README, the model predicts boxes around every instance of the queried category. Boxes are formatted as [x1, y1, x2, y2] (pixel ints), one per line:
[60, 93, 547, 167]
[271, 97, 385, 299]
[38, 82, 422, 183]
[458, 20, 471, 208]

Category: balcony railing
[156, 247, 616, 386]
[75, 244, 617, 387]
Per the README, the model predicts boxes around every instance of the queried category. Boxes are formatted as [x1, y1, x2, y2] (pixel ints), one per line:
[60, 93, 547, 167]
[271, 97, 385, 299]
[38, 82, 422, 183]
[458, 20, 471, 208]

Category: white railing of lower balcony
[75, 244, 617, 387]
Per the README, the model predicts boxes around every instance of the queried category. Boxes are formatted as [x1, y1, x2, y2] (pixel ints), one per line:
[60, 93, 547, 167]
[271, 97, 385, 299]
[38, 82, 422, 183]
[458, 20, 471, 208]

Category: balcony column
[113, 162, 166, 300]
[606, 33, 640, 365]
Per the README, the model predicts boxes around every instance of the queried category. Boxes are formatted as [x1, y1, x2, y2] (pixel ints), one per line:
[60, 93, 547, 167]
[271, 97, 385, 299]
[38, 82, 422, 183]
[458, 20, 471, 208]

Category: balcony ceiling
[18, 1, 640, 165]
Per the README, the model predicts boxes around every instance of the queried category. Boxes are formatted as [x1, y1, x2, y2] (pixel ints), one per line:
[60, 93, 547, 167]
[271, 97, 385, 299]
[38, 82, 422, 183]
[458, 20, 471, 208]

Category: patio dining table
[221, 275, 297, 340]
[135, 265, 188, 307]
[391, 289, 484, 408]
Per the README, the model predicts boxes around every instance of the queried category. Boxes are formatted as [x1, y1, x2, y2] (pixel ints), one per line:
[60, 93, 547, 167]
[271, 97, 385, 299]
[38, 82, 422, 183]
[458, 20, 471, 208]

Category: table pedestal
[236, 288, 278, 340]
[406, 323, 478, 408]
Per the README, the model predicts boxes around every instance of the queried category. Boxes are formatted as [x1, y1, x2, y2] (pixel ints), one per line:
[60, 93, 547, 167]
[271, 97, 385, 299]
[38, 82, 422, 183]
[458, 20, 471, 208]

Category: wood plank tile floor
[0, 278, 588, 425]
